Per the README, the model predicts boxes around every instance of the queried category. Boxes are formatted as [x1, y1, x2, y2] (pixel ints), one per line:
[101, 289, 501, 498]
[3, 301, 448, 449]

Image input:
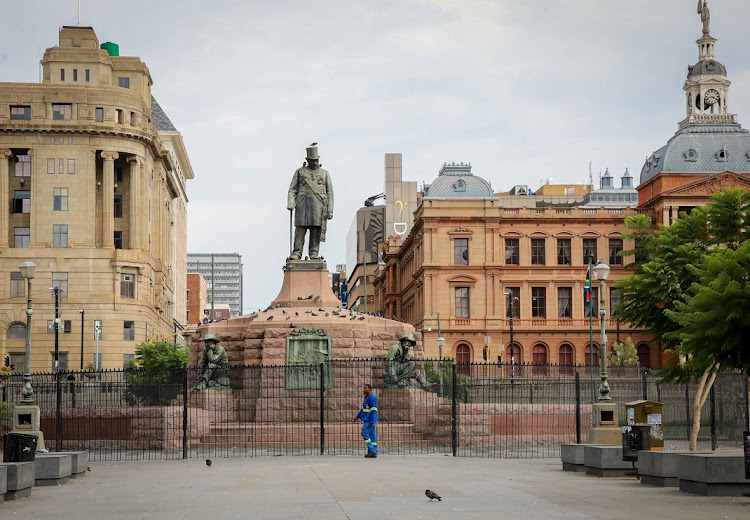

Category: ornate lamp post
[592, 260, 611, 401]
[19, 261, 36, 405]
[504, 290, 517, 378]
[437, 334, 445, 398]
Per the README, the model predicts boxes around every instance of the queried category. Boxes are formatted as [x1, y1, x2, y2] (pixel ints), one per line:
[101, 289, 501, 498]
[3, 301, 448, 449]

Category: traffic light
[482, 345, 488, 361]
[3, 354, 11, 368]
[497, 355, 502, 365]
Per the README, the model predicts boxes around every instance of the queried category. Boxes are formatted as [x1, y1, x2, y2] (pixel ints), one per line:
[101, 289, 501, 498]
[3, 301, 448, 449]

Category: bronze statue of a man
[287, 144, 334, 261]
[385, 333, 428, 388]
[194, 333, 230, 390]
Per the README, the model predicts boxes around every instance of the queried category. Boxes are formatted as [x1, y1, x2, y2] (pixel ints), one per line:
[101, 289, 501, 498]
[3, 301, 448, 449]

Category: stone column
[127, 156, 142, 250]
[0, 149, 11, 247]
[101, 151, 118, 248]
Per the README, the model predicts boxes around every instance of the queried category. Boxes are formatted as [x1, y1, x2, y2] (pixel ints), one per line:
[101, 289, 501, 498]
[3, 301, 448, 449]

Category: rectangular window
[52, 272, 68, 297]
[14, 227, 30, 248]
[531, 238, 546, 265]
[73, 69, 78, 81]
[115, 167, 123, 183]
[123, 354, 135, 369]
[60, 69, 65, 81]
[123, 321, 135, 341]
[116, 109, 124, 123]
[10, 106, 31, 120]
[587, 286, 599, 317]
[52, 353, 68, 371]
[531, 287, 546, 318]
[114, 231, 123, 250]
[67, 158, 76, 174]
[609, 238, 623, 265]
[53, 224, 68, 248]
[557, 287, 572, 318]
[114, 195, 123, 218]
[121, 273, 135, 299]
[505, 238, 519, 265]
[52, 104, 72, 120]
[118, 77, 130, 88]
[59, 158, 64, 174]
[10, 272, 25, 298]
[557, 238, 571, 265]
[455, 287, 469, 318]
[47, 158, 55, 174]
[95, 107, 104, 122]
[583, 238, 597, 264]
[610, 288, 621, 317]
[454, 238, 469, 265]
[47, 320, 56, 334]
[12, 190, 30, 214]
[64, 320, 72, 333]
[505, 287, 520, 318]
[85, 69, 90, 82]
[635, 238, 647, 263]
[53, 187, 68, 211]
[130, 111, 135, 125]
[14, 154, 31, 177]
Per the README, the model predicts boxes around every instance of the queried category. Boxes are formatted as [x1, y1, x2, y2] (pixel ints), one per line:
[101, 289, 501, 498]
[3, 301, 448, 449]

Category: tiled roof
[151, 96, 177, 132]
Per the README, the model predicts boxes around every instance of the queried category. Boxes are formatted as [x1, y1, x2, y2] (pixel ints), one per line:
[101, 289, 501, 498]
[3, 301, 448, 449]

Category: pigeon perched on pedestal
[425, 489, 441, 501]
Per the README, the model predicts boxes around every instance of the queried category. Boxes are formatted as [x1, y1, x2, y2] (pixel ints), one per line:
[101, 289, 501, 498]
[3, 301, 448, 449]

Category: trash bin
[625, 400, 664, 450]
[2, 432, 38, 462]
[622, 425, 651, 462]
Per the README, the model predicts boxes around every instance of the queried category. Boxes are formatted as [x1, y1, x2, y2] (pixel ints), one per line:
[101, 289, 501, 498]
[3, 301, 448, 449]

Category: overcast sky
[3, 1, 750, 314]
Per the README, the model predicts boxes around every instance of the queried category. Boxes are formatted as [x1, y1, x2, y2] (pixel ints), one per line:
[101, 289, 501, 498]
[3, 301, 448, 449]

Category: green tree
[124, 341, 188, 405]
[615, 189, 750, 450]
[608, 337, 638, 367]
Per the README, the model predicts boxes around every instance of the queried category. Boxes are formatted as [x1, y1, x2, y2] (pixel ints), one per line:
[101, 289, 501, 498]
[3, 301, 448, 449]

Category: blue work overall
[357, 393, 378, 455]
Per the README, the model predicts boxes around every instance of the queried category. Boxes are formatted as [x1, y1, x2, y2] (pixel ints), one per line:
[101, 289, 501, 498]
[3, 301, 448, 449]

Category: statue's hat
[306, 143, 319, 160]
[200, 333, 219, 343]
[401, 333, 417, 345]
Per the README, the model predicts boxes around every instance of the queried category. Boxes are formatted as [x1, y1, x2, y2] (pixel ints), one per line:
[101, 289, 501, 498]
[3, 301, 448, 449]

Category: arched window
[558, 344, 574, 365]
[637, 343, 651, 368]
[456, 344, 471, 376]
[7, 323, 26, 339]
[584, 343, 599, 366]
[532, 344, 548, 375]
[508, 343, 522, 364]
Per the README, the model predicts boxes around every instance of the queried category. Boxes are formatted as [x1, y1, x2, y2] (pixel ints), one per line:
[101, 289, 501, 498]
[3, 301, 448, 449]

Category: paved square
[3, 455, 749, 519]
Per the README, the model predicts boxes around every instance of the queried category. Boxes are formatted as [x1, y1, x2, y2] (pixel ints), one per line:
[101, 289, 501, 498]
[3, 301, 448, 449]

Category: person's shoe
[365, 453, 375, 458]
[364, 453, 369, 458]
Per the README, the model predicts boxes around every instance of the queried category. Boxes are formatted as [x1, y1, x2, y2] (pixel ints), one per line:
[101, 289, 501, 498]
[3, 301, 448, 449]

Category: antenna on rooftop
[588, 161, 593, 189]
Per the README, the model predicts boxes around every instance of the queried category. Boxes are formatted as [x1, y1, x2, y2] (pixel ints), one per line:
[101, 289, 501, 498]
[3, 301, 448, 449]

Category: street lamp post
[592, 260, 611, 401]
[504, 291, 517, 379]
[437, 312, 444, 398]
[19, 261, 36, 405]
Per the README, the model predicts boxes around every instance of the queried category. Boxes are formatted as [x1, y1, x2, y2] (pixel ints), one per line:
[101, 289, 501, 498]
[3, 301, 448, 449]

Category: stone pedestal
[34, 453, 72, 486]
[584, 445, 635, 477]
[586, 402, 621, 446]
[11, 404, 46, 451]
[677, 450, 750, 496]
[561, 444, 608, 472]
[3, 462, 34, 500]
[272, 260, 340, 308]
[188, 389, 237, 422]
[42, 451, 88, 477]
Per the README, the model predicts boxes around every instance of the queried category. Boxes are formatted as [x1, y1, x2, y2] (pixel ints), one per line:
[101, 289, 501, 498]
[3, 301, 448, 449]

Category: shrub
[123, 341, 188, 406]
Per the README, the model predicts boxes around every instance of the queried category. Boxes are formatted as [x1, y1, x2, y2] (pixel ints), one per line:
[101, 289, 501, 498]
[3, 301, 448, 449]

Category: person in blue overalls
[353, 383, 378, 458]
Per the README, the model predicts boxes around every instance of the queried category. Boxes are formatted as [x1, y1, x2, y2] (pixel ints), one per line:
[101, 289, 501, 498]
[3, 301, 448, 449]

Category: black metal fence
[1, 361, 748, 461]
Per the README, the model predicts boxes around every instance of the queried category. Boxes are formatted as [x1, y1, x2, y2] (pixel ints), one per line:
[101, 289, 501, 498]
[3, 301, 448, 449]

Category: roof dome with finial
[422, 162, 496, 199]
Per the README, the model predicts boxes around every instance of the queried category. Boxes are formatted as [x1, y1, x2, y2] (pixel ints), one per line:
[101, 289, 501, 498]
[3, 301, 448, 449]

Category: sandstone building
[0, 26, 193, 371]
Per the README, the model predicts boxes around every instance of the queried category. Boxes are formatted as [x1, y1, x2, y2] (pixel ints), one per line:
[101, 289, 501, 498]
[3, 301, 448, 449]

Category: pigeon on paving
[206, 459, 212, 467]
[425, 490, 441, 501]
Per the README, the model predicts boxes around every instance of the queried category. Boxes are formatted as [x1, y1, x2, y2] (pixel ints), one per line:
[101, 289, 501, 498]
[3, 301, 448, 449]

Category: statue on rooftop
[698, 0, 710, 37]
[287, 143, 334, 261]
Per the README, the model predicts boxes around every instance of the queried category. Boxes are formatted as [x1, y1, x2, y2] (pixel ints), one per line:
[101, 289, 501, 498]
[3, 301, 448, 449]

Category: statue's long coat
[287, 166, 334, 241]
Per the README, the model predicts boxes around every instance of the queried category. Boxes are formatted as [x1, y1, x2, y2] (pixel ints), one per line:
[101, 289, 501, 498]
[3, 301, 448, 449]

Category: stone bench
[40, 451, 88, 478]
[561, 444, 609, 472]
[35, 453, 72, 486]
[677, 450, 750, 496]
[2, 462, 34, 500]
[0, 464, 6, 503]
[639, 450, 709, 487]
[584, 445, 636, 477]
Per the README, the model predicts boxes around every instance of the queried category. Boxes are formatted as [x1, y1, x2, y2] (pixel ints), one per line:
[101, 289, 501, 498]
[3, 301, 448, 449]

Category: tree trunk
[689, 366, 718, 451]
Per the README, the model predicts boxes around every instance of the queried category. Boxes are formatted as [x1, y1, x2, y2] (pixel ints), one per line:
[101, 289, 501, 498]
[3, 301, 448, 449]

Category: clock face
[704, 89, 720, 108]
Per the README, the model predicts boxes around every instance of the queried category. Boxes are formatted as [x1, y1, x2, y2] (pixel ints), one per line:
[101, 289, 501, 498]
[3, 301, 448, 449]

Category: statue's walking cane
[289, 209, 293, 258]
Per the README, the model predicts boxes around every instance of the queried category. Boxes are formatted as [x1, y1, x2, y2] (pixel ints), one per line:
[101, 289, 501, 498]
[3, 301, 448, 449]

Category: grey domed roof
[640, 123, 750, 184]
[422, 162, 496, 199]
[688, 60, 727, 77]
